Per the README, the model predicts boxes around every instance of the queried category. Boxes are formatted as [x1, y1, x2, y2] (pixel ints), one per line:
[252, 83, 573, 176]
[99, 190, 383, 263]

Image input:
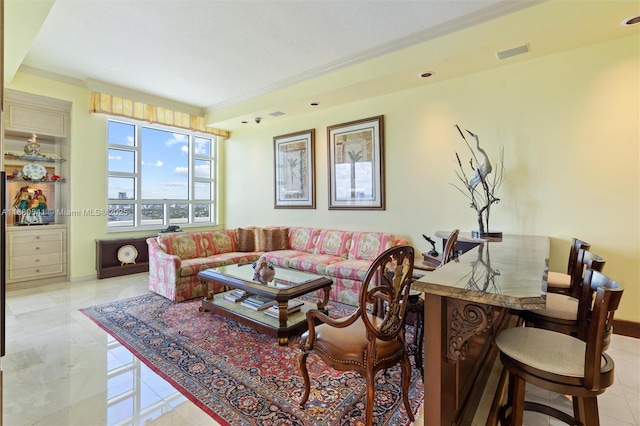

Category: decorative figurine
[422, 234, 439, 257]
[252, 254, 275, 281]
[24, 134, 42, 157]
[13, 186, 30, 210]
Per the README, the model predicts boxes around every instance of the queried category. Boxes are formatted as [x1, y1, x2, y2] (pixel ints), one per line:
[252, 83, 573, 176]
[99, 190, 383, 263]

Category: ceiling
[5, 0, 639, 132]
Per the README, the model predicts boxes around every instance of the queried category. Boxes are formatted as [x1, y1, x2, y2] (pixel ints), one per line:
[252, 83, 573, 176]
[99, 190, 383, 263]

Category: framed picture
[273, 129, 316, 209]
[327, 115, 385, 210]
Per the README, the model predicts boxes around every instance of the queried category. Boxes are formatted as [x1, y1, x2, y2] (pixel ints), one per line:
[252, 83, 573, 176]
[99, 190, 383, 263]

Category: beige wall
[224, 35, 639, 322]
[6, 35, 639, 322]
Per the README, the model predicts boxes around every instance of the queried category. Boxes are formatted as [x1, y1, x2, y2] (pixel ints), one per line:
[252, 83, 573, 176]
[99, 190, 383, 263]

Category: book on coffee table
[263, 299, 304, 318]
[240, 295, 277, 311]
[223, 289, 248, 303]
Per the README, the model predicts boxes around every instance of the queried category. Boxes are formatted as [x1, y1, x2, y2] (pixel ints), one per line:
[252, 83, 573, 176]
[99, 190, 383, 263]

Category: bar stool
[546, 238, 590, 295]
[520, 249, 605, 337]
[496, 269, 623, 426]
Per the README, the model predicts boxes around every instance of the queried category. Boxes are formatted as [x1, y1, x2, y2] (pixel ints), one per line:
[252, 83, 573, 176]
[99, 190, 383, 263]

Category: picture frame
[327, 115, 385, 210]
[273, 129, 316, 209]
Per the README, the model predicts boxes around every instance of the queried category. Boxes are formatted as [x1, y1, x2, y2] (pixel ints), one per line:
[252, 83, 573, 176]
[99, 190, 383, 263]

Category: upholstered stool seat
[546, 238, 589, 295]
[521, 249, 604, 337]
[532, 292, 579, 320]
[496, 327, 614, 385]
[546, 270, 571, 289]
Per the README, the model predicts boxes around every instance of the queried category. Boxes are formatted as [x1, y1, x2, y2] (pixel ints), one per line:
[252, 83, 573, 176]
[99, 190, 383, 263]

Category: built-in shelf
[96, 236, 152, 279]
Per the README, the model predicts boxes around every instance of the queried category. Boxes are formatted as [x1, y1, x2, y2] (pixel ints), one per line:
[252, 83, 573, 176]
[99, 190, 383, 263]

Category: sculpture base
[471, 231, 503, 240]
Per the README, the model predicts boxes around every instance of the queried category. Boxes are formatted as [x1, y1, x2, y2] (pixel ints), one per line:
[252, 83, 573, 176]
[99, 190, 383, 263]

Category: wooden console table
[412, 234, 548, 425]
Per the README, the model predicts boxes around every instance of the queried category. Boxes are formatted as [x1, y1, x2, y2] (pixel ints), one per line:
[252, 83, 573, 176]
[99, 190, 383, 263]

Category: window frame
[106, 117, 218, 232]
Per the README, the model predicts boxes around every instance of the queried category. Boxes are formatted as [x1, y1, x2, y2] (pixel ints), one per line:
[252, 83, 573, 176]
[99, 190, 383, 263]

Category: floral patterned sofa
[147, 226, 406, 304]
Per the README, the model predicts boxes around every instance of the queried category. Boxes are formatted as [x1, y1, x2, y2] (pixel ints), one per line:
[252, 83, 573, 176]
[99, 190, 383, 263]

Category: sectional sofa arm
[146, 237, 182, 270]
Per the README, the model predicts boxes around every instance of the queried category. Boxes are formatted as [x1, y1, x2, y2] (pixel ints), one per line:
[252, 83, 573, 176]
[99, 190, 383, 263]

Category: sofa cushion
[324, 259, 372, 281]
[157, 233, 200, 259]
[236, 228, 255, 252]
[179, 252, 260, 277]
[263, 249, 306, 268]
[288, 227, 320, 252]
[348, 231, 394, 260]
[203, 229, 238, 255]
[313, 229, 352, 258]
[287, 253, 343, 275]
[157, 230, 238, 260]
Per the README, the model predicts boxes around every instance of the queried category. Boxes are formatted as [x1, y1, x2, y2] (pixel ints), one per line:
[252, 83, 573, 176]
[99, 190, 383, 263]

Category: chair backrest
[360, 245, 415, 341]
[580, 269, 623, 391]
[441, 229, 460, 265]
[567, 238, 590, 275]
[568, 249, 605, 298]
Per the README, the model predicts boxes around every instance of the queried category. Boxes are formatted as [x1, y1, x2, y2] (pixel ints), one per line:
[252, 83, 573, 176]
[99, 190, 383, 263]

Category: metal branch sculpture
[451, 125, 505, 238]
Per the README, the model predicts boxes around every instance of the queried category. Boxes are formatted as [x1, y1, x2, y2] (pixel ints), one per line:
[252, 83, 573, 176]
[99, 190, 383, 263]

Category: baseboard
[613, 319, 640, 339]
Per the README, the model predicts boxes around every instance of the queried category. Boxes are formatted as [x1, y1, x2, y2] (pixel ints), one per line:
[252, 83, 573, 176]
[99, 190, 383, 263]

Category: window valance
[90, 92, 229, 138]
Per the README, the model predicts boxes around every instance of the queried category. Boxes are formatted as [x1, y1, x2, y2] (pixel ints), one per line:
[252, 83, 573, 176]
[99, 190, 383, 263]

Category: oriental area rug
[81, 293, 424, 426]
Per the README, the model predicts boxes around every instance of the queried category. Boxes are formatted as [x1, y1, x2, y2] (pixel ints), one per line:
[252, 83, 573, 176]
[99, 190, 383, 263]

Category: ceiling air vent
[269, 111, 285, 117]
[496, 44, 529, 60]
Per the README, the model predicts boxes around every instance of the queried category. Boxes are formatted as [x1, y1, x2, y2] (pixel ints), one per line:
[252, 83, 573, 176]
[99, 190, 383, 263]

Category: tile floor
[1, 274, 638, 425]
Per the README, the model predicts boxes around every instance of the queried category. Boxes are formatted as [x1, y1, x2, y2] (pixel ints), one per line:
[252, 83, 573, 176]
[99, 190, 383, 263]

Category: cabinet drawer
[9, 252, 65, 270]
[10, 239, 66, 257]
[8, 230, 65, 245]
[8, 263, 67, 281]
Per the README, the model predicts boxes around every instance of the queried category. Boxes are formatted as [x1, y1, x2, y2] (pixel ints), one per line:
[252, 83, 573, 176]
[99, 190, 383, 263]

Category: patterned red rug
[81, 293, 423, 425]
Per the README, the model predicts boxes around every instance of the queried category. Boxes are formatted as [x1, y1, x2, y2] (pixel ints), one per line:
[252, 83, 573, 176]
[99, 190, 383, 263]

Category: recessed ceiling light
[309, 102, 319, 106]
[621, 14, 640, 26]
[419, 71, 434, 78]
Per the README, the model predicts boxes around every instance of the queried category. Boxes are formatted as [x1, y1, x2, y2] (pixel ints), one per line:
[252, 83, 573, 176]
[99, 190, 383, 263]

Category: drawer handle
[35, 246, 40, 250]
[35, 269, 40, 273]
[35, 259, 40, 263]
[36, 236, 40, 240]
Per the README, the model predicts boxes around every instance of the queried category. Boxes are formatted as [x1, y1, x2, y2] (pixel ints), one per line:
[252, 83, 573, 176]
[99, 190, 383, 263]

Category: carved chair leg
[365, 368, 376, 426]
[297, 351, 311, 407]
[401, 354, 415, 422]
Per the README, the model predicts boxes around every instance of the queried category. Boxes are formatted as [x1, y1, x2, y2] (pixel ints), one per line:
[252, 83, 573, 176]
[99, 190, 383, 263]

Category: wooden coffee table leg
[316, 286, 330, 313]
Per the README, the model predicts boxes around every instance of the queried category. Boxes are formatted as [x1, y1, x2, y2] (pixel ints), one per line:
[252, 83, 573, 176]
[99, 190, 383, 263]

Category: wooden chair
[519, 249, 605, 337]
[298, 245, 416, 425]
[546, 238, 590, 295]
[419, 228, 460, 271]
[496, 269, 623, 426]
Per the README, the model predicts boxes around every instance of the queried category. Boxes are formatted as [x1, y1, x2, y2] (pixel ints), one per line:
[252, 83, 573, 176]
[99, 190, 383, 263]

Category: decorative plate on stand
[22, 163, 47, 181]
[117, 244, 138, 265]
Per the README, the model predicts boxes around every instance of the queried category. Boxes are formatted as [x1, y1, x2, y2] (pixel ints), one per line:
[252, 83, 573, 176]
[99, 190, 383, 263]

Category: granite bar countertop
[412, 234, 549, 311]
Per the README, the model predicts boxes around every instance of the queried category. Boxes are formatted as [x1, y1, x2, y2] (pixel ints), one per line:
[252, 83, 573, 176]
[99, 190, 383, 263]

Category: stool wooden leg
[574, 396, 600, 426]
[509, 374, 526, 426]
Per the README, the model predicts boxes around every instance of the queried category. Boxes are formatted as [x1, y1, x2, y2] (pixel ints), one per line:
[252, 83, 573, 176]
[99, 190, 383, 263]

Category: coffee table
[198, 264, 333, 345]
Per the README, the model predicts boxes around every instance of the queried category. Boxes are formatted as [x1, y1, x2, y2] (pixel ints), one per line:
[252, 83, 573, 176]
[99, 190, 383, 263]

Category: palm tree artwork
[287, 157, 298, 184]
[348, 149, 363, 197]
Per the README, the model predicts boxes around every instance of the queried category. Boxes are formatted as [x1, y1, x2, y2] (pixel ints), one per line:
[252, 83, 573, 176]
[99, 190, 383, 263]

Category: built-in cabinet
[6, 225, 67, 283]
[2, 90, 71, 288]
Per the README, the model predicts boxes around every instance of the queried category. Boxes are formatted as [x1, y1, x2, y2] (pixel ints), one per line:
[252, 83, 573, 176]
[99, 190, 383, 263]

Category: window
[107, 119, 217, 230]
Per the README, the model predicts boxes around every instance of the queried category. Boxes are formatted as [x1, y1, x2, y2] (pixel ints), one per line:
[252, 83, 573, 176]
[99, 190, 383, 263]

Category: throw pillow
[264, 227, 290, 252]
[236, 228, 255, 252]
[253, 227, 267, 251]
